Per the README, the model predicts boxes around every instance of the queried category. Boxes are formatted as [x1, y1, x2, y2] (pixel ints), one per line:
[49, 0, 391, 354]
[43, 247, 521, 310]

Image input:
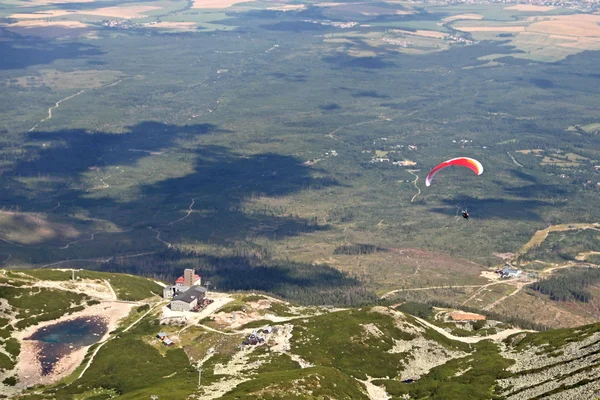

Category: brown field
[3, 20, 88, 28]
[0, 20, 91, 37]
[455, 14, 600, 61]
[20, 0, 94, 5]
[393, 29, 447, 38]
[528, 15, 600, 37]
[516, 149, 544, 154]
[78, 5, 161, 18]
[504, 4, 555, 11]
[143, 22, 199, 30]
[10, 5, 163, 21]
[314, 2, 344, 6]
[456, 26, 526, 33]
[441, 13, 483, 22]
[10, 10, 77, 18]
[192, 0, 249, 9]
[267, 4, 306, 11]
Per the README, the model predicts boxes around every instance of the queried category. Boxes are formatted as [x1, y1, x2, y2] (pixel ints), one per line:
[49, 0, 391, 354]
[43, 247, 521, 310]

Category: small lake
[26, 316, 107, 375]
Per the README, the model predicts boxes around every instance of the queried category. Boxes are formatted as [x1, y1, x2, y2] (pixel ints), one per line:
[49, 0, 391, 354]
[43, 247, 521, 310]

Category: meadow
[0, 0, 599, 313]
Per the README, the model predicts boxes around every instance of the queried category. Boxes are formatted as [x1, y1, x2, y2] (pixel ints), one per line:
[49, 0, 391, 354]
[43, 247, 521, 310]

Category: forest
[530, 267, 600, 303]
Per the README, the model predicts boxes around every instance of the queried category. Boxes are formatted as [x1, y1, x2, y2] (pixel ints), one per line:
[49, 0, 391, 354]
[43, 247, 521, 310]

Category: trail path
[104, 279, 118, 301]
[507, 151, 523, 167]
[411, 315, 535, 343]
[407, 169, 421, 203]
[29, 90, 85, 132]
[60, 232, 100, 250]
[326, 116, 391, 140]
[198, 324, 243, 336]
[483, 281, 529, 311]
[381, 285, 483, 299]
[168, 199, 195, 225]
[39, 251, 157, 268]
[148, 226, 172, 248]
[77, 301, 162, 379]
[461, 279, 518, 306]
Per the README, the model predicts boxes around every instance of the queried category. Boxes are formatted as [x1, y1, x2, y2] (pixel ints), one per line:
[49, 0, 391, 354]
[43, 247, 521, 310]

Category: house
[162, 338, 174, 346]
[163, 285, 191, 299]
[175, 268, 201, 286]
[169, 286, 207, 312]
[502, 266, 522, 279]
[157, 332, 168, 340]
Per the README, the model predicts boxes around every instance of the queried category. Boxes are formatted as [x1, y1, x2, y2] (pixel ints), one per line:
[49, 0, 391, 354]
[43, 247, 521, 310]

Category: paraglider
[425, 157, 483, 187]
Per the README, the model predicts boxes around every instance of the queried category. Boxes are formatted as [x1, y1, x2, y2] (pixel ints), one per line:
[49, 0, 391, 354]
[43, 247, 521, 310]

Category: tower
[184, 268, 195, 286]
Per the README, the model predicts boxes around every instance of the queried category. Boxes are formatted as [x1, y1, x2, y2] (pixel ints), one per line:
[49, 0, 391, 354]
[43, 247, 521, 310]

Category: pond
[26, 316, 107, 375]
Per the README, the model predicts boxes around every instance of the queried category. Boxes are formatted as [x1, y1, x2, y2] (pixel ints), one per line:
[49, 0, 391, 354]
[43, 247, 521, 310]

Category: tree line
[91, 248, 378, 307]
[530, 267, 600, 303]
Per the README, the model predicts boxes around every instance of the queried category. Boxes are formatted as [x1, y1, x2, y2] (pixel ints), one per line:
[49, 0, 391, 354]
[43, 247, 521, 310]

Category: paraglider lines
[407, 170, 421, 203]
[168, 199, 195, 225]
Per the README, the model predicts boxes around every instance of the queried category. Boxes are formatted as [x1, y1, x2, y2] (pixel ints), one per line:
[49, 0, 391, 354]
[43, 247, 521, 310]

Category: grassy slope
[19, 269, 164, 301]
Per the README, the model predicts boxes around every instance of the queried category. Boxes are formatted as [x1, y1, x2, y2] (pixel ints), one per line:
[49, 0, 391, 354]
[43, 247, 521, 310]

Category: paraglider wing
[425, 157, 483, 187]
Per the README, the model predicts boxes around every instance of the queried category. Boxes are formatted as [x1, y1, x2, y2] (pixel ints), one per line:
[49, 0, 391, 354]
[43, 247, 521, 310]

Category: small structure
[501, 266, 522, 279]
[170, 286, 207, 312]
[175, 268, 201, 286]
[162, 338, 174, 346]
[163, 285, 191, 299]
[157, 332, 168, 340]
[449, 312, 486, 322]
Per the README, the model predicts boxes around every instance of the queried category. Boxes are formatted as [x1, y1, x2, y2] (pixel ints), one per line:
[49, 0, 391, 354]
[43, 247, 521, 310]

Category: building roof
[175, 274, 201, 284]
[163, 338, 174, 345]
[157, 332, 168, 337]
[171, 286, 207, 303]
[449, 312, 486, 321]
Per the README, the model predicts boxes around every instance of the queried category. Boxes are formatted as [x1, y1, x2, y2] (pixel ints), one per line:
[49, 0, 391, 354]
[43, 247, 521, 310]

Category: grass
[219, 366, 369, 399]
[0, 286, 88, 321]
[241, 294, 268, 302]
[20, 269, 164, 301]
[290, 308, 415, 380]
[268, 302, 295, 317]
[48, 315, 196, 399]
[0, 352, 14, 371]
[4, 337, 20, 358]
[521, 230, 600, 263]
[507, 322, 600, 354]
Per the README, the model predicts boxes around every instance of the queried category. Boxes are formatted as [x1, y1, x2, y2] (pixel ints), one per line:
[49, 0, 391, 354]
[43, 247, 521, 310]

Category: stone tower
[184, 268, 195, 286]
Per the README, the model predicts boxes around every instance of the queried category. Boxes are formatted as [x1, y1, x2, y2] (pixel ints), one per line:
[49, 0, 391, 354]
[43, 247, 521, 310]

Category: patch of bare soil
[31, 279, 115, 301]
[390, 335, 468, 380]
